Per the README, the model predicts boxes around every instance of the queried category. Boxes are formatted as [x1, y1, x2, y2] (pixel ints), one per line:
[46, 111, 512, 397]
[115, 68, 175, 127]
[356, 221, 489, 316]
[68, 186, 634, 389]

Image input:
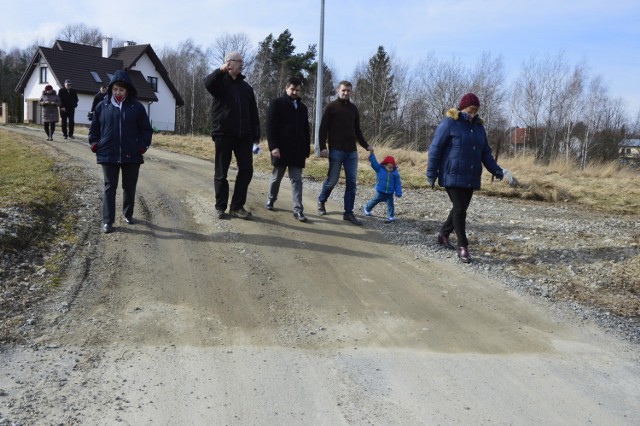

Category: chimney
[102, 37, 113, 58]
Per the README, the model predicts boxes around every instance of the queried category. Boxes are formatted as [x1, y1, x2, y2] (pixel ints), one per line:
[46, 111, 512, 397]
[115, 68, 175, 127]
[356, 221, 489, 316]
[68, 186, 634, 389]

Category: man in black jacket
[265, 76, 311, 222]
[204, 51, 260, 220]
[58, 79, 79, 139]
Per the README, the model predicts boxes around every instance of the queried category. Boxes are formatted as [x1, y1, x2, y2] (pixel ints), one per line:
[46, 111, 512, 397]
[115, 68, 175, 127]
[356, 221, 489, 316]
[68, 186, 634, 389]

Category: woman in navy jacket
[89, 70, 153, 233]
[426, 93, 503, 263]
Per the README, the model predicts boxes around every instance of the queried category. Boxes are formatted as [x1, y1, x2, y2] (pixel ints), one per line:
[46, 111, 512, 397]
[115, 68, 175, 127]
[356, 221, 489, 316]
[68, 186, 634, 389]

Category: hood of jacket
[446, 107, 484, 125]
[107, 70, 138, 101]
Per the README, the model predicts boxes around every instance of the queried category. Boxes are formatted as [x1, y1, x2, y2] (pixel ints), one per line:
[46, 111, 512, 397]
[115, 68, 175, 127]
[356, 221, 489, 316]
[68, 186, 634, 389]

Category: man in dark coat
[58, 79, 79, 139]
[265, 76, 311, 222]
[204, 51, 260, 220]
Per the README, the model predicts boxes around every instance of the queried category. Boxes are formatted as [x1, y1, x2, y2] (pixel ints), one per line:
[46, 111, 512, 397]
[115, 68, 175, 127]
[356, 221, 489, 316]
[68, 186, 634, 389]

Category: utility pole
[314, 0, 325, 156]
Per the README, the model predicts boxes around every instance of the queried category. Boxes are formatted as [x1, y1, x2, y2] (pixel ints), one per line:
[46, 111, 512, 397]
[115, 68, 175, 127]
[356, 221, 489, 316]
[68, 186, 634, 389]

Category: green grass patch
[0, 129, 74, 253]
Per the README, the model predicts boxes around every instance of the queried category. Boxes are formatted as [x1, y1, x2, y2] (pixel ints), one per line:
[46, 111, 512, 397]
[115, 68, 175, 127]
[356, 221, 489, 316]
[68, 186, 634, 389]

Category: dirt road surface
[1, 127, 639, 425]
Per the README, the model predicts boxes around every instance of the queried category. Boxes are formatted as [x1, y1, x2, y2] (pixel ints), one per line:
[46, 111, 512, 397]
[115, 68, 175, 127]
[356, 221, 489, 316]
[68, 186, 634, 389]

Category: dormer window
[90, 71, 103, 83]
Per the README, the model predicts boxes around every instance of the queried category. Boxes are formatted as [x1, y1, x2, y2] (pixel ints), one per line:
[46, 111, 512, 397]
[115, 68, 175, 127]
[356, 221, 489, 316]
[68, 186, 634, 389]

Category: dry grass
[152, 132, 640, 215]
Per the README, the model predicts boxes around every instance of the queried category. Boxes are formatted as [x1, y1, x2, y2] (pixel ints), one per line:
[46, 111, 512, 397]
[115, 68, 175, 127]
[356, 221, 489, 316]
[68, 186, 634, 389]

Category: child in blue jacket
[363, 154, 403, 223]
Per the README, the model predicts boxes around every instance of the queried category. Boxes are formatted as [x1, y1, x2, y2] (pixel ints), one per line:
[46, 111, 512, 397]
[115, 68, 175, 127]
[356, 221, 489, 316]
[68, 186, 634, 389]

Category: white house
[15, 38, 184, 131]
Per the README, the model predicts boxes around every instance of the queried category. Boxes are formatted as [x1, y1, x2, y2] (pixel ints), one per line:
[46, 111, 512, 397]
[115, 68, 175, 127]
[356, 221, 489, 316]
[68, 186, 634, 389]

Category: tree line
[2, 23, 640, 167]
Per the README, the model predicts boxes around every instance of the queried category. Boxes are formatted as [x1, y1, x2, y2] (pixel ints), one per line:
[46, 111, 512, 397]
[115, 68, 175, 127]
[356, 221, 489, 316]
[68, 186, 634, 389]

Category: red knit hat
[458, 93, 480, 110]
[381, 156, 396, 168]
[45, 85, 53, 91]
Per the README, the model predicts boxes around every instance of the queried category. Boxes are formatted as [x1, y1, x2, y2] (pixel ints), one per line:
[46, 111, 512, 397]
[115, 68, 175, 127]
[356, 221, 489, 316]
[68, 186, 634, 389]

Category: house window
[90, 71, 103, 83]
[147, 76, 158, 92]
[40, 67, 48, 83]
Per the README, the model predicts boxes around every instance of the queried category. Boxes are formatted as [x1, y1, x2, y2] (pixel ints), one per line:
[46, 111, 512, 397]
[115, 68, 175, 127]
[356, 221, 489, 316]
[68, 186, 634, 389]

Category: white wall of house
[131, 54, 177, 131]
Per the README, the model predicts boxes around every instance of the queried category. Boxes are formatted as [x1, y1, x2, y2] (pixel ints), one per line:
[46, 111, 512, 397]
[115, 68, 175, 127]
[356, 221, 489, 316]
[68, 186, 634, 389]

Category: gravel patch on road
[300, 175, 640, 344]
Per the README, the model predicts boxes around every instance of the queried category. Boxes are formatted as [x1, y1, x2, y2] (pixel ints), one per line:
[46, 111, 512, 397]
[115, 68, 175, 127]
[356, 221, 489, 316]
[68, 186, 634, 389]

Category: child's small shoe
[384, 216, 396, 223]
[363, 206, 372, 217]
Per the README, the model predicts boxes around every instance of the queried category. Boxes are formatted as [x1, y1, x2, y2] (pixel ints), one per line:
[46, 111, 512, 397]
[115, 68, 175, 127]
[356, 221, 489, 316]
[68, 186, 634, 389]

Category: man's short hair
[286, 76, 302, 88]
[338, 80, 352, 88]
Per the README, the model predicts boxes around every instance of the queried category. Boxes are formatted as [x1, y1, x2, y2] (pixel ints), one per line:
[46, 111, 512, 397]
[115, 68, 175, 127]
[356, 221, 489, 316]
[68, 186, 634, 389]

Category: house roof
[619, 139, 640, 147]
[15, 40, 184, 106]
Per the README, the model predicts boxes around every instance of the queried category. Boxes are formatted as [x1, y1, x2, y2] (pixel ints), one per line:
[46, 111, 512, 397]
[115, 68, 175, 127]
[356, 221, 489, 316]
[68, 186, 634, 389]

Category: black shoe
[458, 246, 471, 263]
[229, 207, 252, 219]
[102, 223, 113, 234]
[265, 200, 274, 210]
[293, 212, 307, 222]
[69, 135, 75, 139]
[63, 135, 68, 139]
[216, 209, 227, 219]
[437, 233, 455, 250]
[343, 212, 362, 226]
[124, 216, 135, 225]
[317, 201, 326, 215]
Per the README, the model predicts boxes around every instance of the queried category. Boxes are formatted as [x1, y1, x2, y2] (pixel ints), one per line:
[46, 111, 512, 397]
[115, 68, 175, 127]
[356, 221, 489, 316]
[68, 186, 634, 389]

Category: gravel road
[1, 126, 639, 425]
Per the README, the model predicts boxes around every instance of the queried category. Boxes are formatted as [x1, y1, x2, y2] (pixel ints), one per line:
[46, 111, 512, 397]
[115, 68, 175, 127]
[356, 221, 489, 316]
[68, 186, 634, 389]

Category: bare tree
[208, 33, 255, 75]
[160, 39, 209, 134]
[56, 23, 103, 46]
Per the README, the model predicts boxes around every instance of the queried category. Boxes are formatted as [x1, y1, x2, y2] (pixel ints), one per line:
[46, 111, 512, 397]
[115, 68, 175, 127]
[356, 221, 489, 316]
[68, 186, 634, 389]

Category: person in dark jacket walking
[58, 79, 79, 139]
[39, 85, 61, 141]
[363, 154, 403, 223]
[89, 70, 153, 234]
[426, 93, 504, 263]
[88, 85, 108, 120]
[265, 76, 311, 222]
[317, 81, 374, 225]
[204, 51, 260, 220]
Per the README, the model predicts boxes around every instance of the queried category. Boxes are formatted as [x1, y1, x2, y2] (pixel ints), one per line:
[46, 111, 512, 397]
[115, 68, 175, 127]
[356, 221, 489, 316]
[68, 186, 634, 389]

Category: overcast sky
[2, 0, 639, 116]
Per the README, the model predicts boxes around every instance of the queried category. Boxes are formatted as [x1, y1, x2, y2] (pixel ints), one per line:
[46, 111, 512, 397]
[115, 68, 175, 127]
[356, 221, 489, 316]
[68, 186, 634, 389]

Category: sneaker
[363, 206, 372, 217]
[293, 212, 307, 222]
[265, 200, 274, 210]
[317, 201, 326, 215]
[229, 207, 252, 219]
[343, 212, 362, 226]
[216, 209, 227, 219]
[384, 217, 396, 223]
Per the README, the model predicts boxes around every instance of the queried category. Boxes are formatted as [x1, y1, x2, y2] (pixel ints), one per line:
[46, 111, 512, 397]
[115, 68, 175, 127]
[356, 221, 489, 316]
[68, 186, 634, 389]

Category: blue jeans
[318, 149, 358, 214]
[365, 191, 395, 218]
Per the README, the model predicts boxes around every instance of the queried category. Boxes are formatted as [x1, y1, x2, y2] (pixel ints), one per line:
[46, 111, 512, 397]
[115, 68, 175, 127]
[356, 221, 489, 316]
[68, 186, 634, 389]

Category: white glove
[502, 169, 518, 187]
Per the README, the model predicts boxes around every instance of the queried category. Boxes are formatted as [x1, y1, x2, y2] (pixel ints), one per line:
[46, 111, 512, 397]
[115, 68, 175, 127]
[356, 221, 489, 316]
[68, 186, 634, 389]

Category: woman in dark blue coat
[89, 70, 153, 233]
[426, 93, 503, 263]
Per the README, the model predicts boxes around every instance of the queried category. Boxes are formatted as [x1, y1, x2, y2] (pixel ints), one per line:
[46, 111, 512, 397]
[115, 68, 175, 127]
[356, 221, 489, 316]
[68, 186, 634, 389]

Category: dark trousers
[213, 135, 253, 211]
[60, 108, 75, 137]
[44, 122, 56, 137]
[101, 163, 141, 225]
[441, 187, 474, 247]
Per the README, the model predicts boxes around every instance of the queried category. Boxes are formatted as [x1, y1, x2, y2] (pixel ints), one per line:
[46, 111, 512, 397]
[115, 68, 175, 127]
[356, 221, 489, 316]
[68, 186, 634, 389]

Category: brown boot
[458, 246, 471, 263]
[437, 233, 455, 250]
